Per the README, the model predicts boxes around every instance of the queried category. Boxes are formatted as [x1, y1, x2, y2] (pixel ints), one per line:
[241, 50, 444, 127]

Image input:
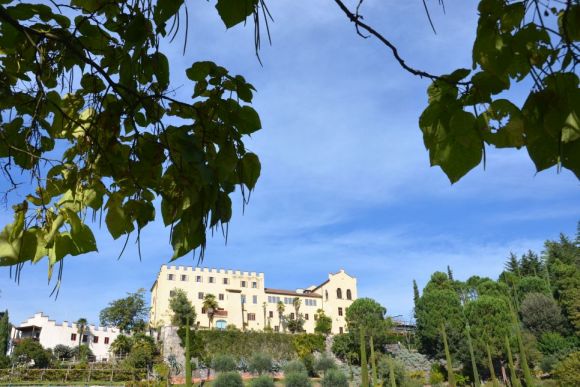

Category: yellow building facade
[149, 265, 357, 334]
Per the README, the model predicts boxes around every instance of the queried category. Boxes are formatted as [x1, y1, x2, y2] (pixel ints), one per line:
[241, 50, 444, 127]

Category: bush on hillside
[377, 354, 407, 386]
[321, 368, 348, 387]
[212, 354, 237, 372]
[213, 371, 243, 387]
[53, 344, 74, 360]
[284, 371, 311, 387]
[553, 351, 580, 386]
[284, 360, 307, 375]
[314, 354, 336, 376]
[249, 352, 272, 375]
[11, 339, 52, 368]
[250, 375, 275, 387]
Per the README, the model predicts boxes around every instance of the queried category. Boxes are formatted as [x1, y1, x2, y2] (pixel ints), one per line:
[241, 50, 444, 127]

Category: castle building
[9, 312, 120, 361]
[149, 266, 357, 334]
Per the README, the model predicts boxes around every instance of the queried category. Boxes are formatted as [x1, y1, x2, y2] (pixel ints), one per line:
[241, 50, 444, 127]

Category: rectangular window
[209, 277, 215, 283]
[247, 313, 256, 321]
[198, 292, 204, 300]
[339, 327, 344, 334]
[305, 314, 309, 320]
[71, 333, 77, 341]
[274, 326, 279, 332]
[82, 335, 88, 343]
[219, 293, 225, 301]
[269, 311, 274, 318]
[241, 295, 246, 304]
[167, 274, 174, 280]
[252, 281, 257, 288]
[223, 278, 229, 285]
[180, 274, 188, 281]
[241, 280, 247, 287]
[104, 337, 110, 345]
[338, 307, 343, 316]
[252, 295, 258, 304]
[290, 313, 295, 319]
[93, 336, 99, 343]
[196, 275, 202, 283]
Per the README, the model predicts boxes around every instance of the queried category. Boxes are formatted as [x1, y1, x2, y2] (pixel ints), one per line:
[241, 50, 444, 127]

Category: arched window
[336, 288, 342, 299]
[325, 290, 328, 301]
[346, 289, 352, 300]
[215, 320, 227, 330]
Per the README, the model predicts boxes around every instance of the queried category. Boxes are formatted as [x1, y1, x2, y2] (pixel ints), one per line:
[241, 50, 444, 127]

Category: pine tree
[505, 253, 520, 275]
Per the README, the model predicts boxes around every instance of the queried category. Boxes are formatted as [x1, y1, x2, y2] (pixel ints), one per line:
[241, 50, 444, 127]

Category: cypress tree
[185, 317, 192, 387]
[360, 328, 369, 387]
[441, 323, 456, 387]
[465, 322, 480, 387]
[486, 342, 499, 387]
[412, 280, 420, 318]
[370, 335, 378, 386]
[447, 266, 454, 281]
[388, 356, 397, 387]
[505, 335, 521, 387]
[0, 310, 10, 355]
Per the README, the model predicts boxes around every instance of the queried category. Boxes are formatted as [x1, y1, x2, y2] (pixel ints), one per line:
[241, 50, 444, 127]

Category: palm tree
[202, 294, 219, 329]
[293, 297, 301, 318]
[277, 301, 285, 332]
[76, 318, 88, 358]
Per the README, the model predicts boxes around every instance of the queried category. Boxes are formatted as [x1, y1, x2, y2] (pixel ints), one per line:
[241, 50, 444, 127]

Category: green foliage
[429, 366, 445, 385]
[202, 293, 220, 328]
[520, 293, 565, 336]
[359, 328, 369, 387]
[11, 338, 51, 368]
[314, 309, 332, 335]
[377, 354, 406, 386]
[110, 334, 133, 356]
[331, 333, 355, 363]
[291, 333, 325, 358]
[0, 311, 11, 356]
[52, 344, 74, 360]
[345, 298, 388, 337]
[99, 288, 148, 333]
[441, 324, 456, 387]
[419, 0, 580, 182]
[553, 351, 580, 386]
[321, 368, 348, 387]
[538, 332, 575, 357]
[516, 276, 551, 301]
[212, 354, 237, 372]
[284, 371, 312, 387]
[415, 288, 463, 358]
[0, 354, 11, 368]
[250, 375, 275, 387]
[123, 334, 157, 369]
[213, 371, 243, 387]
[464, 295, 511, 366]
[314, 353, 336, 376]
[71, 344, 93, 362]
[249, 352, 272, 375]
[170, 289, 196, 327]
[284, 360, 307, 375]
[287, 317, 305, 334]
[0, 0, 261, 276]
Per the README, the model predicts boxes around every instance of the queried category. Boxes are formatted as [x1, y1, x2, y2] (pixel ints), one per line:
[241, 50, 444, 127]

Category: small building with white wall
[9, 312, 121, 361]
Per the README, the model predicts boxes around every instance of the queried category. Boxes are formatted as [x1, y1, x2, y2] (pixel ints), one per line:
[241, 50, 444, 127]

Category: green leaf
[186, 61, 215, 82]
[154, 0, 185, 34]
[237, 106, 261, 134]
[105, 196, 135, 239]
[151, 52, 170, 89]
[241, 152, 261, 190]
[483, 99, 525, 148]
[215, 0, 258, 29]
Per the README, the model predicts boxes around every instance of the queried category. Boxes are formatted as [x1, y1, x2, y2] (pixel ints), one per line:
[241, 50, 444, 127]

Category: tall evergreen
[504, 335, 521, 387]
[0, 310, 10, 355]
[412, 280, 420, 318]
[447, 266, 454, 281]
[185, 317, 192, 387]
[441, 323, 456, 387]
[505, 253, 520, 275]
[359, 328, 369, 387]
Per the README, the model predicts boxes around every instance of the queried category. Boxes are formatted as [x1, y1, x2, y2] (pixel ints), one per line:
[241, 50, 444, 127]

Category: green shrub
[249, 352, 272, 375]
[553, 351, 580, 386]
[314, 353, 336, 376]
[378, 355, 407, 386]
[429, 369, 445, 385]
[540, 355, 559, 373]
[213, 371, 243, 387]
[538, 332, 573, 356]
[284, 359, 307, 375]
[321, 368, 348, 387]
[0, 355, 10, 369]
[53, 344, 74, 360]
[11, 338, 52, 368]
[212, 354, 237, 372]
[250, 375, 275, 387]
[284, 371, 312, 387]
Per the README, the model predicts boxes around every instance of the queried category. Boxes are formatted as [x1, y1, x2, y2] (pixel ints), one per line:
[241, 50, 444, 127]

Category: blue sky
[1, 0, 578, 327]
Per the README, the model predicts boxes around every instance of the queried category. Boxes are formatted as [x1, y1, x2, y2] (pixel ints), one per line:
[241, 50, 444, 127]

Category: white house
[10, 312, 120, 361]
